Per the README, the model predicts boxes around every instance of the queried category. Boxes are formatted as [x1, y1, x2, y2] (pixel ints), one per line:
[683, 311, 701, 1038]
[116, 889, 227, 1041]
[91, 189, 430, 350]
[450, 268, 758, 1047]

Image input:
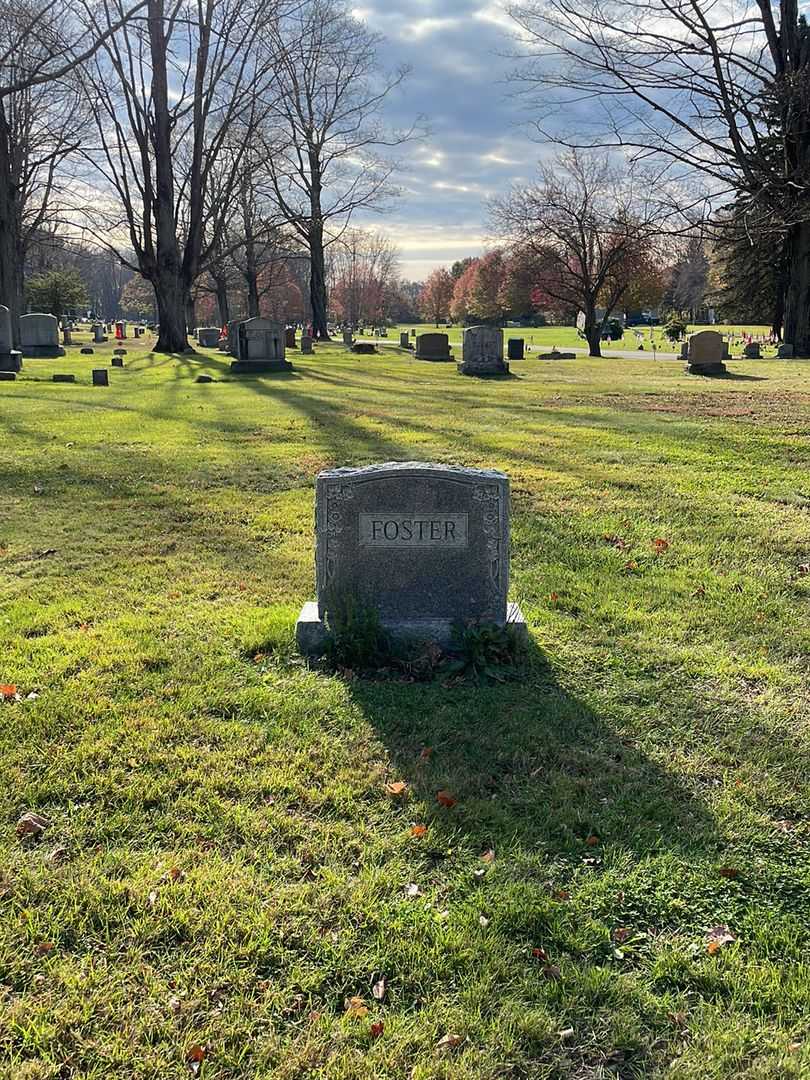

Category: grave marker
[20, 313, 64, 357]
[458, 325, 509, 377]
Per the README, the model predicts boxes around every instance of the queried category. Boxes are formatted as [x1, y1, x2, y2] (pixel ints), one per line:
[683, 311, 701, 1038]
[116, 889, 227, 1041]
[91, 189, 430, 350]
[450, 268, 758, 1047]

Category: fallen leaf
[718, 866, 740, 879]
[419, 746, 433, 762]
[542, 964, 561, 980]
[0, 684, 17, 700]
[612, 927, 631, 943]
[436, 790, 457, 808]
[48, 845, 69, 865]
[585, 834, 599, 847]
[385, 780, 408, 797]
[548, 592, 559, 603]
[706, 925, 736, 954]
[436, 1032, 464, 1052]
[371, 974, 386, 1001]
[410, 824, 427, 838]
[169, 996, 182, 1014]
[163, 866, 185, 883]
[532, 946, 549, 962]
[186, 1044, 207, 1076]
[623, 560, 639, 573]
[553, 889, 570, 901]
[479, 914, 489, 927]
[404, 883, 422, 898]
[558, 1027, 575, 1040]
[370, 1021, 384, 1038]
[16, 812, 50, 838]
[308, 1010, 322, 1023]
[480, 848, 496, 863]
[797, 563, 809, 577]
[34, 942, 54, 956]
[344, 996, 369, 1018]
[652, 538, 670, 553]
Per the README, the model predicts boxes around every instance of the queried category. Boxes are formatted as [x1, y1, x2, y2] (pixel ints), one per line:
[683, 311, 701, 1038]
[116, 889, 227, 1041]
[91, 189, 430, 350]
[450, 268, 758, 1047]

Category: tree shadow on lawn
[348, 640, 717, 865]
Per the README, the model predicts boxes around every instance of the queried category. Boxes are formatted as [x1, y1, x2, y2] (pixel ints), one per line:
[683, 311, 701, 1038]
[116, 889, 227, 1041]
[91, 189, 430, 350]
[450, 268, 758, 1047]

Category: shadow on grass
[349, 640, 716, 862]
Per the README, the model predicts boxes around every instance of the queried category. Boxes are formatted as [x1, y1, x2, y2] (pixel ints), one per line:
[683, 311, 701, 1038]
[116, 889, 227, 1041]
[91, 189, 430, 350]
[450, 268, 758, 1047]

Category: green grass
[394, 322, 776, 356]
[1, 330, 810, 1078]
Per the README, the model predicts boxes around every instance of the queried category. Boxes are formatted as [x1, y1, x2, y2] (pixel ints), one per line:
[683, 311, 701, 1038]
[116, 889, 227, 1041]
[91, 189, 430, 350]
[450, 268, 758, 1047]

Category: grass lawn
[1, 331, 809, 1079]
[393, 323, 776, 357]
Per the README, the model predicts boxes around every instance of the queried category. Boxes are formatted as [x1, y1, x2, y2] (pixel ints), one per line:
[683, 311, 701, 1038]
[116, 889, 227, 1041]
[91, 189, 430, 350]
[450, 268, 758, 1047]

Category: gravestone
[295, 462, 527, 654]
[300, 334, 313, 354]
[195, 374, 213, 383]
[114, 348, 127, 356]
[777, 343, 794, 358]
[458, 325, 509, 377]
[62, 327, 72, 346]
[92, 369, 109, 386]
[351, 341, 376, 354]
[52, 373, 75, 383]
[743, 342, 761, 359]
[410, 328, 416, 337]
[685, 330, 727, 375]
[111, 357, 124, 368]
[0, 371, 16, 380]
[399, 331, 410, 348]
[342, 329, 354, 346]
[285, 327, 297, 349]
[93, 324, 106, 343]
[81, 348, 94, 355]
[196, 327, 220, 348]
[229, 317, 292, 374]
[19, 313, 64, 357]
[0, 305, 22, 372]
[415, 332, 452, 362]
[507, 338, 524, 361]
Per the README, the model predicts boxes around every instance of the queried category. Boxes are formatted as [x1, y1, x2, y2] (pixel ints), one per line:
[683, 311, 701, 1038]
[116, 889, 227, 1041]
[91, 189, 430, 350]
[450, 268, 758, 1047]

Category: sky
[351, 1, 541, 281]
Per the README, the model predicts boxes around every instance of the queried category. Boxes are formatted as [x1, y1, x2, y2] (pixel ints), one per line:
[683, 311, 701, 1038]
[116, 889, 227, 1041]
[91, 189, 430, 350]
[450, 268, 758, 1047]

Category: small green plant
[446, 620, 525, 683]
[323, 591, 388, 669]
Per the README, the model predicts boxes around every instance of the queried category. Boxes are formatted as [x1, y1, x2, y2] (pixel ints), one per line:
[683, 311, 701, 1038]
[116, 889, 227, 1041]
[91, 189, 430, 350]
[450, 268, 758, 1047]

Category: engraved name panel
[359, 512, 468, 548]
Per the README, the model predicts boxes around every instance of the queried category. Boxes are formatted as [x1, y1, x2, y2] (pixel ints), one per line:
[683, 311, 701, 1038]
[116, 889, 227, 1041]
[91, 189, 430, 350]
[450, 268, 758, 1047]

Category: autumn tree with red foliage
[492, 151, 664, 356]
[418, 268, 454, 325]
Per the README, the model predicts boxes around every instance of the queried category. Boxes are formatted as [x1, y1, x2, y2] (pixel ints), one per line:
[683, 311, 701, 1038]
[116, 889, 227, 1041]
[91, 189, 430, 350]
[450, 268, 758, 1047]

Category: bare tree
[81, 0, 279, 352]
[492, 151, 664, 356]
[264, 0, 421, 340]
[328, 227, 399, 326]
[0, 0, 144, 341]
[508, 0, 810, 352]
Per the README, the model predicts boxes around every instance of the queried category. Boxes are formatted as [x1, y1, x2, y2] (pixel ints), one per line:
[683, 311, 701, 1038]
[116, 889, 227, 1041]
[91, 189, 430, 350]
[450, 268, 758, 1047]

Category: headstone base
[457, 360, 510, 377]
[229, 359, 293, 374]
[351, 342, 377, 354]
[685, 362, 727, 376]
[0, 371, 16, 381]
[22, 346, 65, 358]
[0, 351, 22, 372]
[295, 600, 528, 656]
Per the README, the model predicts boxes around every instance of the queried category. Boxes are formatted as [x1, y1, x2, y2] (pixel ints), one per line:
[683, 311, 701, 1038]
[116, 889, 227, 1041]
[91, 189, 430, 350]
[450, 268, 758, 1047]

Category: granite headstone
[19, 313, 64, 357]
[295, 462, 527, 653]
[415, 332, 452, 361]
[458, 325, 509, 376]
[685, 330, 727, 375]
[229, 317, 292, 373]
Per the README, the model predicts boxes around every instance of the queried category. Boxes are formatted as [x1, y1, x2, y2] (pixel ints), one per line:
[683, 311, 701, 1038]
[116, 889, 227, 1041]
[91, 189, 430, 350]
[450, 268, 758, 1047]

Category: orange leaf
[0, 684, 17, 700]
[532, 946, 549, 962]
[480, 848, 495, 863]
[612, 927, 631, 943]
[370, 1021, 384, 1038]
[344, 996, 369, 1018]
[652, 538, 670, 553]
[548, 592, 559, 603]
[34, 942, 54, 956]
[410, 824, 427, 838]
[385, 781, 408, 797]
[585, 834, 599, 847]
[718, 866, 740, 879]
[436, 790, 457, 808]
[553, 889, 570, 901]
[186, 1045, 206, 1063]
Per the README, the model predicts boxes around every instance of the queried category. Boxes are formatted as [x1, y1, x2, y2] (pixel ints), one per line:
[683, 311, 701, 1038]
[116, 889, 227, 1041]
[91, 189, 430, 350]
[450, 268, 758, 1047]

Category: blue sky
[351, 1, 540, 281]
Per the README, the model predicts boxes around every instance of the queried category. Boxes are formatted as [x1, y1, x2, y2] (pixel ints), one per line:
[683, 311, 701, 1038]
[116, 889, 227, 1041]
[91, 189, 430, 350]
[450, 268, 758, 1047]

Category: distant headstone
[195, 374, 214, 383]
[300, 334, 313, 354]
[399, 331, 410, 348]
[81, 348, 94, 355]
[777, 343, 794, 358]
[92, 369, 109, 386]
[111, 357, 124, 368]
[743, 342, 761, 359]
[351, 342, 376, 354]
[295, 462, 527, 654]
[114, 348, 127, 356]
[0, 305, 22, 371]
[52, 373, 75, 383]
[229, 317, 292, 374]
[410, 328, 416, 337]
[19, 313, 64, 357]
[93, 324, 106, 343]
[415, 332, 452, 362]
[196, 327, 220, 348]
[342, 329, 354, 346]
[685, 330, 727, 375]
[62, 327, 72, 346]
[285, 327, 297, 349]
[458, 325, 509, 377]
[507, 338, 524, 360]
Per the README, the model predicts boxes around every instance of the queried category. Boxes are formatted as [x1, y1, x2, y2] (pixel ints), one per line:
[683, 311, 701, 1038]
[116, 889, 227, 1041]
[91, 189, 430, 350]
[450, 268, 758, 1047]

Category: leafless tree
[507, 0, 810, 352]
[264, 0, 422, 340]
[492, 151, 665, 355]
[81, 0, 280, 352]
[0, 0, 144, 342]
[328, 227, 400, 326]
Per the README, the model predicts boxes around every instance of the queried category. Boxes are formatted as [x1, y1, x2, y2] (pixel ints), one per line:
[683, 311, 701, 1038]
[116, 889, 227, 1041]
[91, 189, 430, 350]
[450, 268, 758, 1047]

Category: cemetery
[2, 0, 810, 1075]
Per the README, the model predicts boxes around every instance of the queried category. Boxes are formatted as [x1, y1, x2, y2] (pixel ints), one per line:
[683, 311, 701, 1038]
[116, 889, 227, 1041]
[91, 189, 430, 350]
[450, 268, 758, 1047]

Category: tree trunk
[783, 219, 810, 356]
[246, 271, 259, 318]
[0, 99, 20, 344]
[214, 277, 230, 325]
[185, 290, 196, 334]
[583, 305, 602, 357]
[153, 270, 188, 353]
[309, 226, 329, 339]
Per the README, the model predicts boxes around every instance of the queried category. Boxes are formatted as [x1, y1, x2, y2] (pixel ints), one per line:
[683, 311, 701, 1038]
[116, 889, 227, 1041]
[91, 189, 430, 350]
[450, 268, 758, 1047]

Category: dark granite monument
[196, 327, 220, 348]
[415, 332, 452, 362]
[458, 325, 509, 377]
[296, 462, 527, 653]
[507, 338, 524, 360]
